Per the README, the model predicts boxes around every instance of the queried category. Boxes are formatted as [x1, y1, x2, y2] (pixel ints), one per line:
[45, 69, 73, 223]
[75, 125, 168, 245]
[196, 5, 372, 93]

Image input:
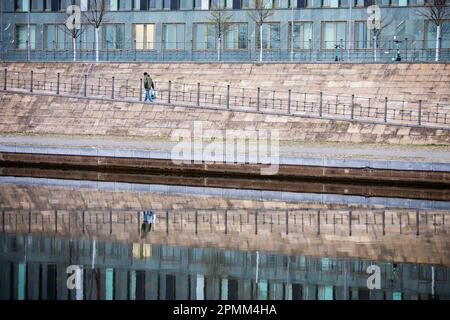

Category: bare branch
[83, 0, 108, 29]
[415, 0, 450, 26]
[247, 0, 274, 26]
[209, 4, 233, 38]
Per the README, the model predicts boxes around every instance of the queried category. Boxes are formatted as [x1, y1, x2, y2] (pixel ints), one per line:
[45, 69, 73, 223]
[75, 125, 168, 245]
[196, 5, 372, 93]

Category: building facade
[1, 0, 449, 62]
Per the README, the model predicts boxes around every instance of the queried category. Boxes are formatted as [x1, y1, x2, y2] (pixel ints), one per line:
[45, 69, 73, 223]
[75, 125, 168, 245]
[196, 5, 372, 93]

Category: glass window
[133, 24, 155, 49]
[103, 24, 125, 49]
[241, 0, 250, 7]
[354, 21, 368, 49]
[262, 0, 274, 8]
[44, 24, 71, 50]
[194, 23, 216, 50]
[163, 0, 171, 9]
[355, 0, 364, 6]
[322, 21, 346, 49]
[109, 0, 119, 10]
[44, 24, 56, 49]
[15, 25, 36, 49]
[225, 23, 247, 49]
[80, 24, 95, 49]
[179, 0, 191, 9]
[390, 0, 408, 5]
[256, 23, 280, 49]
[31, 0, 44, 11]
[322, 0, 338, 7]
[194, 0, 202, 8]
[290, 21, 313, 49]
[318, 285, 334, 300]
[164, 24, 185, 50]
[15, 0, 30, 11]
[307, 0, 321, 7]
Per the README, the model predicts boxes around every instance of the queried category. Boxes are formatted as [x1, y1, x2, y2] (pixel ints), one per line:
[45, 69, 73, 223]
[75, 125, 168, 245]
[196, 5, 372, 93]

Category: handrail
[2, 68, 450, 129]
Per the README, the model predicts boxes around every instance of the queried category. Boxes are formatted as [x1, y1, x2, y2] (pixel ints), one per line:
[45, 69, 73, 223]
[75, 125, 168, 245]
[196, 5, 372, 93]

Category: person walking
[141, 210, 156, 238]
[143, 72, 154, 102]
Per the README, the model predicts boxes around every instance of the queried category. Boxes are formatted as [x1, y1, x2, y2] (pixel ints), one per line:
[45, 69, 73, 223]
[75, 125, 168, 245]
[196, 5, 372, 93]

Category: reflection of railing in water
[1, 208, 448, 238]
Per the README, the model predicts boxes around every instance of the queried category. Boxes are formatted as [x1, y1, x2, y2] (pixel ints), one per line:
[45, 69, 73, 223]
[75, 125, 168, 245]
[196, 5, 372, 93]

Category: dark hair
[144, 72, 148, 75]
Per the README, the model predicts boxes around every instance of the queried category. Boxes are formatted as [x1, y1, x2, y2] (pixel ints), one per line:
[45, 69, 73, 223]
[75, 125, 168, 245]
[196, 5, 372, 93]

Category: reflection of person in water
[141, 210, 155, 239]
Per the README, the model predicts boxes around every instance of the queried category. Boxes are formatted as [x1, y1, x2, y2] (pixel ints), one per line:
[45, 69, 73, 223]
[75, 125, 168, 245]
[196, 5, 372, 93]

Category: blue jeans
[144, 89, 153, 102]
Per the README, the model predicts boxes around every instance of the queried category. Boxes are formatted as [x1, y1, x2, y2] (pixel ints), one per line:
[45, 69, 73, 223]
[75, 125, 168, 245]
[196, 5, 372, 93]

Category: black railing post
[56, 72, 60, 95]
[416, 209, 419, 236]
[384, 97, 388, 123]
[418, 100, 422, 125]
[351, 94, 355, 120]
[168, 80, 171, 104]
[319, 91, 323, 117]
[224, 209, 228, 234]
[317, 210, 320, 235]
[111, 76, 115, 99]
[84, 74, 87, 97]
[139, 78, 143, 101]
[109, 210, 112, 234]
[348, 210, 352, 236]
[256, 87, 260, 112]
[30, 70, 33, 92]
[287, 89, 291, 114]
[285, 210, 289, 235]
[196, 82, 200, 107]
[226, 84, 230, 109]
[3, 68, 6, 90]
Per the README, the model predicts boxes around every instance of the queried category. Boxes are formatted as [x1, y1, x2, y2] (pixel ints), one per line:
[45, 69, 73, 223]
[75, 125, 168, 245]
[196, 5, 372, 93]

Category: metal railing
[2, 68, 450, 129]
[2, 39, 450, 63]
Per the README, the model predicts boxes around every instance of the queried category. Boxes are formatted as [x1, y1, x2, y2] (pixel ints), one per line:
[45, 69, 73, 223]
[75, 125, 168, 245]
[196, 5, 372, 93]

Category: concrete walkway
[0, 134, 449, 162]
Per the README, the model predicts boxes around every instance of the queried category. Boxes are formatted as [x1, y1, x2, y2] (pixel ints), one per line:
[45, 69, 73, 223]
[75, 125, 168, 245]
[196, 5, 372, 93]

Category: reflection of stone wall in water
[0, 183, 367, 211]
[0, 233, 449, 300]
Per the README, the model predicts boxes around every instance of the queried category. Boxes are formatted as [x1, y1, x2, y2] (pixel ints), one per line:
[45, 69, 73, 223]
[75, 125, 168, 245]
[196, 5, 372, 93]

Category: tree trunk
[217, 36, 221, 61]
[73, 36, 76, 62]
[259, 24, 263, 62]
[435, 24, 441, 62]
[373, 34, 377, 62]
[95, 27, 99, 62]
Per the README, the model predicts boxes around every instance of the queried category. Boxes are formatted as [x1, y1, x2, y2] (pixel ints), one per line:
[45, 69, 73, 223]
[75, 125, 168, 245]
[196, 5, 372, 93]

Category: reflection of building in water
[0, 233, 449, 301]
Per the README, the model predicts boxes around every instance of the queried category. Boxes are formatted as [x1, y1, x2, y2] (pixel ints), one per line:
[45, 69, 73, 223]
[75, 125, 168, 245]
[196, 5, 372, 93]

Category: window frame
[102, 23, 126, 50]
[320, 20, 347, 50]
[132, 23, 156, 50]
[193, 22, 217, 51]
[288, 21, 314, 51]
[14, 24, 37, 50]
[255, 21, 281, 50]
[162, 23, 186, 51]
[224, 22, 248, 51]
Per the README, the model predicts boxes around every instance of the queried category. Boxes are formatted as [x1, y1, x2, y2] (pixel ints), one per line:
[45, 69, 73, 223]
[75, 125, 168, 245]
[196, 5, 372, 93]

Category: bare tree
[416, 0, 450, 61]
[63, 5, 83, 62]
[247, 0, 274, 62]
[83, 0, 108, 62]
[209, 2, 233, 61]
[367, 5, 393, 62]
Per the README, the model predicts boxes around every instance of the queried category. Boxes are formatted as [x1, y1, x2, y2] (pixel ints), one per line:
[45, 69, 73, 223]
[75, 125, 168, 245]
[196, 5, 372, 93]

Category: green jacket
[144, 75, 154, 90]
